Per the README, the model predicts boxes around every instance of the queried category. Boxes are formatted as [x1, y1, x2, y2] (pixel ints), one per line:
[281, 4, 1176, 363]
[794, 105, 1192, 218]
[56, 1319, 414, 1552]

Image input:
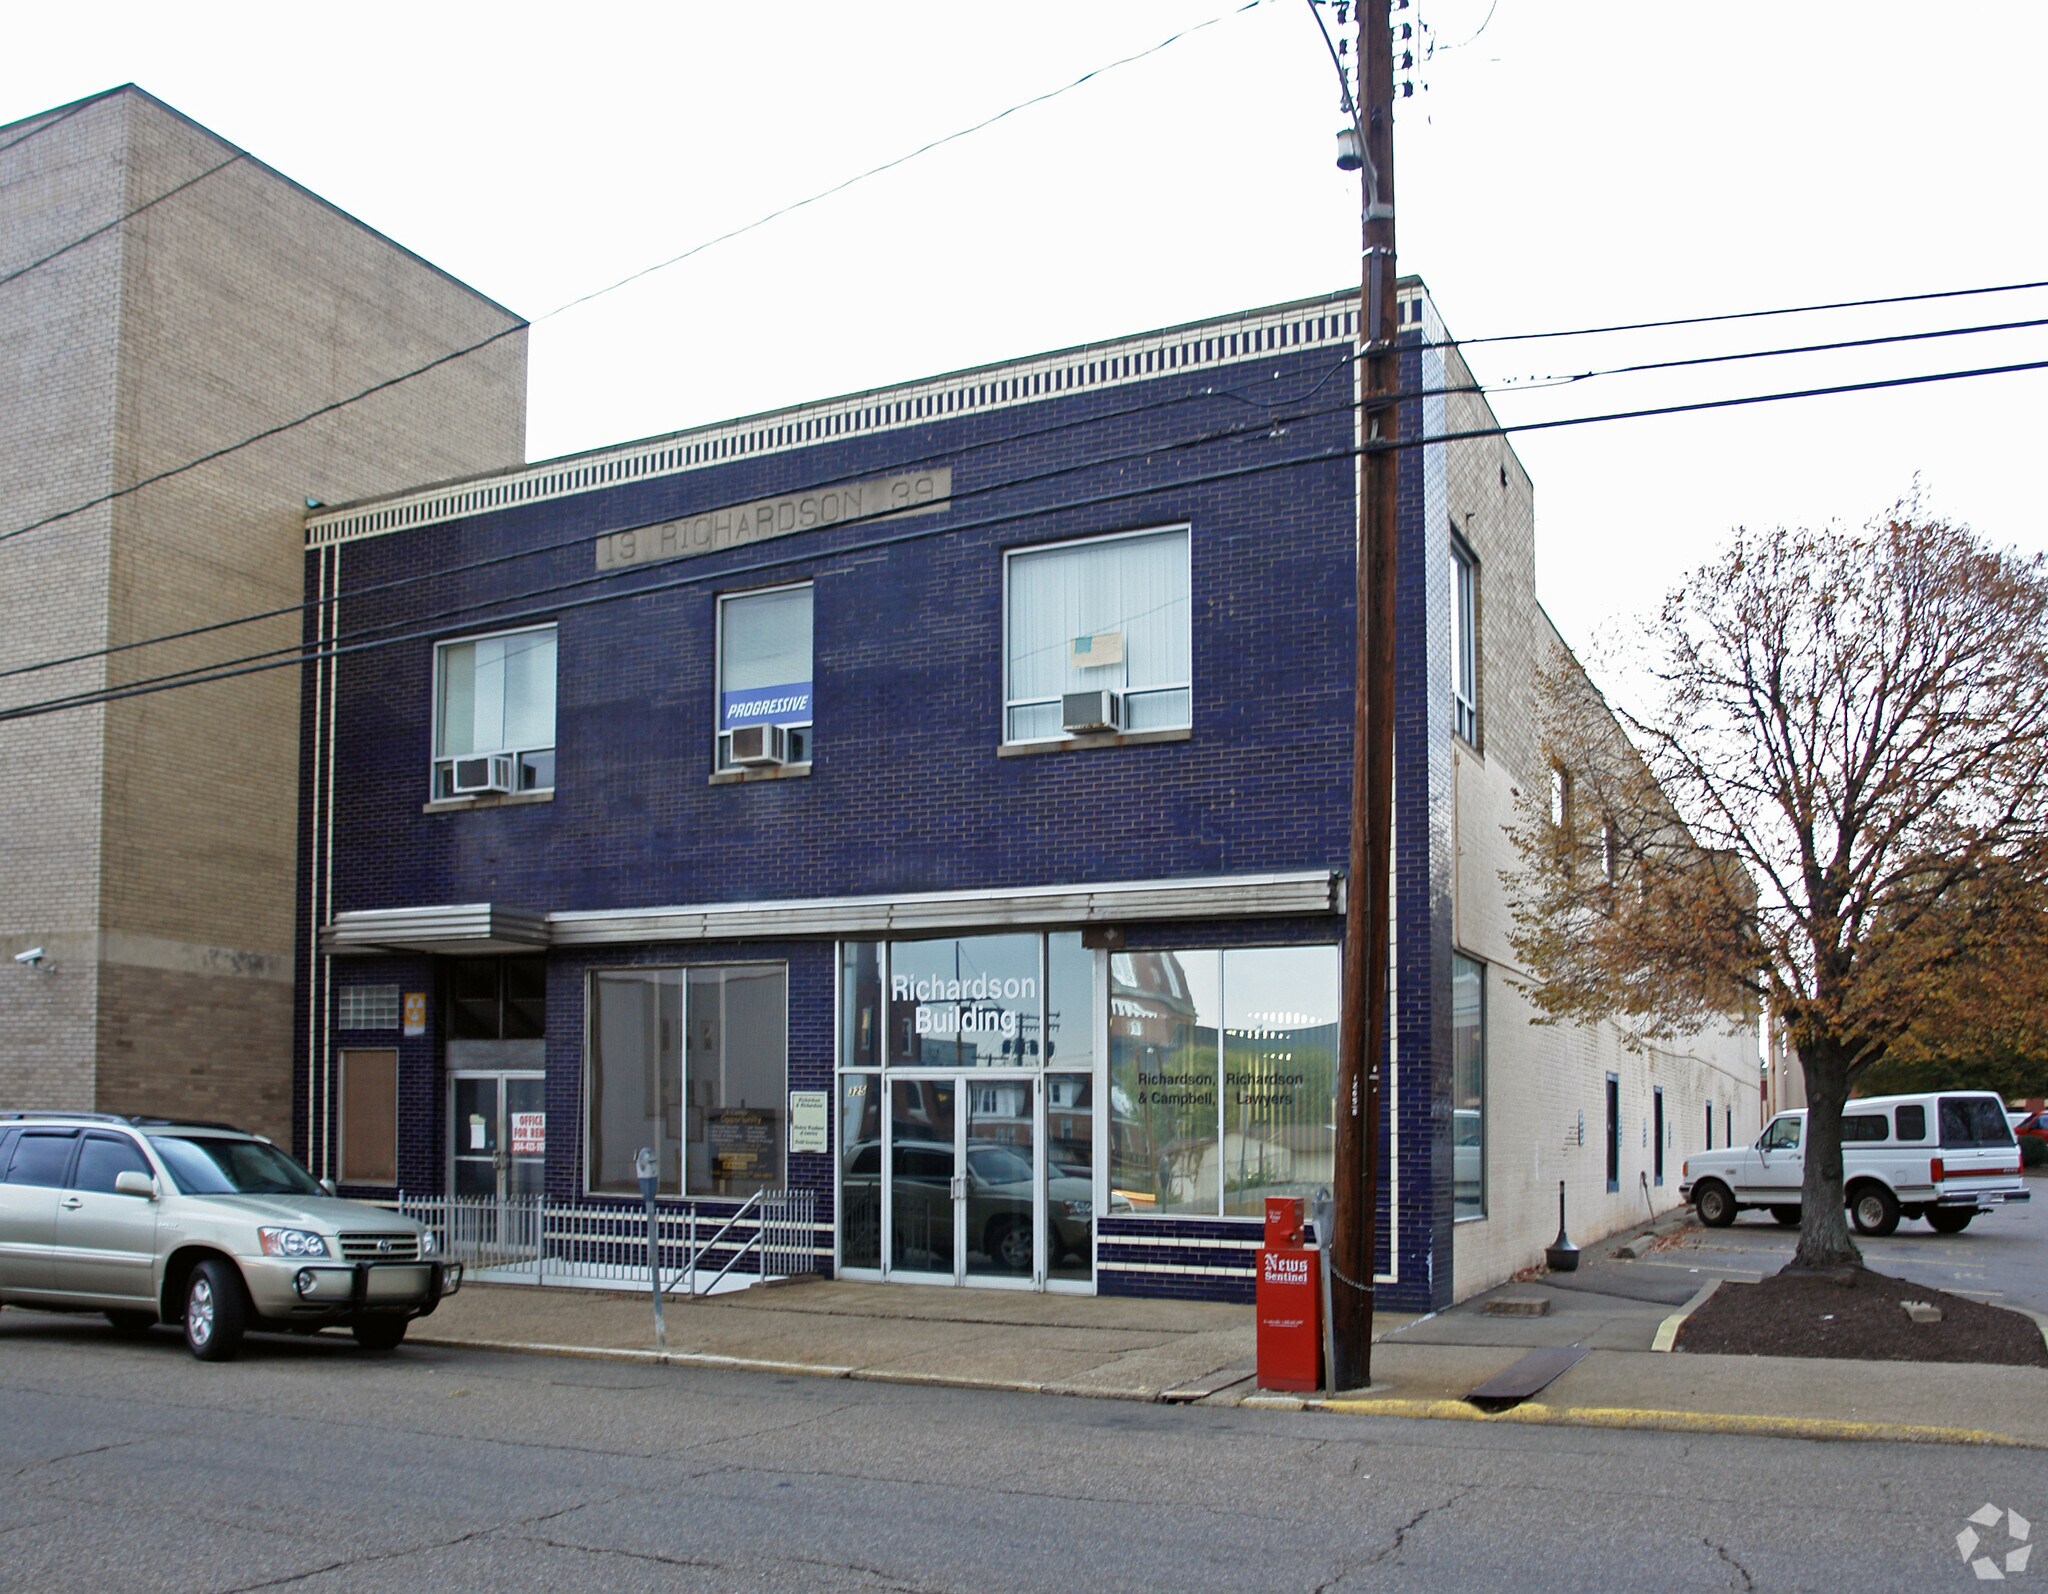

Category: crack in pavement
[1706, 1537, 1757, 1592]
[788, 1551, 959, 1594]
[509, 1535, 731, 1574]
[8, 1436, 150, 1481]
[711, 1452, 1308, 1525]
[210, 1491, 642, 1593]
[688, 1400, 866, 1450]
[216, 1525, 498, 1593]
[1361, 1488, 1471, 1571]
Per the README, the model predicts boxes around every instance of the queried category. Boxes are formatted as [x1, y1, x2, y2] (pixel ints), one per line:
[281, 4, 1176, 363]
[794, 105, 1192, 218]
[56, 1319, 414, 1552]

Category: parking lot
[1644, 1182, 2047, 1315]
[1385, 1174, 2047, 1356]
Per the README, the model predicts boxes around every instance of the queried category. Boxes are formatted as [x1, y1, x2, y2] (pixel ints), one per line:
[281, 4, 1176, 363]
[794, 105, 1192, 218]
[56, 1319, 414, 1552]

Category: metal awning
[321, 904, 550, 957]
[548, 870, 1342, 947]
[322, 871, 1341, 955]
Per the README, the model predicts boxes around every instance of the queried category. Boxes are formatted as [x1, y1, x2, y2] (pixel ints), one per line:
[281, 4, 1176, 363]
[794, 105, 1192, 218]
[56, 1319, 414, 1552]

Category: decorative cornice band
[304, 289, 1394, 550]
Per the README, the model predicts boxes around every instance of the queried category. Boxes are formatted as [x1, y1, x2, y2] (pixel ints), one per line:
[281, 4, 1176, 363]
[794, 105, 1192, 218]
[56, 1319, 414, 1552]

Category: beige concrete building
[0, 85, 527, 1142]
[1415, 307, 1760, 1296]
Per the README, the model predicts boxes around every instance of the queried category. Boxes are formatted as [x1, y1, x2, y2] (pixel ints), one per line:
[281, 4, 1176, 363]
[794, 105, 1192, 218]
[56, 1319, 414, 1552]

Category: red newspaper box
[1263, 1195, 1304, 1249]
[1256, 1201, 1322, 1392]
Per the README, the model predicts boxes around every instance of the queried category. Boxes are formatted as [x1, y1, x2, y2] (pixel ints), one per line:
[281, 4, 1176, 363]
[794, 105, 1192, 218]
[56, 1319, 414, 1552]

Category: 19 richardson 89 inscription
[594, 467, 952, 571]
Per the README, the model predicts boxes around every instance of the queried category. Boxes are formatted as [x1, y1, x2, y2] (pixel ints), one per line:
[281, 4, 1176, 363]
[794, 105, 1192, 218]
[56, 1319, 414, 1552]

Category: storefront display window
[586, 963, 787, 1198]
[1108, 944, 1338, 1219]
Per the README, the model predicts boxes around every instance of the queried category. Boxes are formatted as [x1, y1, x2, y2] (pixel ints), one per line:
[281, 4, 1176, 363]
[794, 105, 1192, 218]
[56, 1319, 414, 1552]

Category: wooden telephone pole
[1329, 0, 1399, 1392]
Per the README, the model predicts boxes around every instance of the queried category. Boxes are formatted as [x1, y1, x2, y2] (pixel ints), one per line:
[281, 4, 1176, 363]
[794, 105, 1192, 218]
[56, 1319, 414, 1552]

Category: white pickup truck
[1679, 1090, 2031, 1236]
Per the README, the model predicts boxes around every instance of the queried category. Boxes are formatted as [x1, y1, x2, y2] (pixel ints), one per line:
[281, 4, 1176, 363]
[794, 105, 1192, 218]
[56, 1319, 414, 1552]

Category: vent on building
[339, 986, 402, 1030]
[451, 754, 515, 794]
[729, 723, 788, 767]
[1061, 690, 1123, 734]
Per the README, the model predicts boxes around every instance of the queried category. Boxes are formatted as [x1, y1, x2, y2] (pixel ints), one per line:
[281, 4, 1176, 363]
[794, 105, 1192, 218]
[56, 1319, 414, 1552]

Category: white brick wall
[1430, 331, 1757, 1297]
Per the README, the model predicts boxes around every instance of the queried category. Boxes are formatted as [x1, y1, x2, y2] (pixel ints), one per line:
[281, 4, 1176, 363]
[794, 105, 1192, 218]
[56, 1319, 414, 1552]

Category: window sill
[1454, 1211, 1488, 1225]
[423, 789, 555, 813]
[709, 762, 813, 786]
[998, 727, 1191, 758]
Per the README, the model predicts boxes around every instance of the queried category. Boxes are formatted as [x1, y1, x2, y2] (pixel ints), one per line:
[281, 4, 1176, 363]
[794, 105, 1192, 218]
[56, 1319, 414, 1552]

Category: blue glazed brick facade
[297, 288, 1459, 1311]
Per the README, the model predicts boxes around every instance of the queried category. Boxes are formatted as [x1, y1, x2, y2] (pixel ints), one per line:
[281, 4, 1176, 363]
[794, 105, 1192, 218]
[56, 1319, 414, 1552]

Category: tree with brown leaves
[1507, 507, 2048, 1267]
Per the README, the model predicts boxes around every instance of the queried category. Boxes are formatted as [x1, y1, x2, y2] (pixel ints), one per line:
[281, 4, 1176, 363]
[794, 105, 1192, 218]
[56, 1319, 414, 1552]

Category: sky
[7, 1, 2046, 683]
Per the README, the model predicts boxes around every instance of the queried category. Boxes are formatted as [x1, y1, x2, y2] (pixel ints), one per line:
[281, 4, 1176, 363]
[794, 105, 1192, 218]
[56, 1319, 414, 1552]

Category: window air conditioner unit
[729, 723, 788, 767]
[1061, 689, 1123, 734]
[451, 754, 515, 795]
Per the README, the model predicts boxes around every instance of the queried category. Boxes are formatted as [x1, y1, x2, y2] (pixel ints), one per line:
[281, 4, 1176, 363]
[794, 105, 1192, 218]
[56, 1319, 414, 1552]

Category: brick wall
[0, 86, 528, 1132]
[1431, 329, 1758, 1297]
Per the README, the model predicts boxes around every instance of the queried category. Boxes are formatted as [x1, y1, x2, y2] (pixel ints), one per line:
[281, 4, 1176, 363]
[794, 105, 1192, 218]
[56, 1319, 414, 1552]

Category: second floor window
[718, 584, 813, 769]
[1450, 537, 1478, 745]
[433, 625, 556, 799]
[1004, 525, 1190, 743]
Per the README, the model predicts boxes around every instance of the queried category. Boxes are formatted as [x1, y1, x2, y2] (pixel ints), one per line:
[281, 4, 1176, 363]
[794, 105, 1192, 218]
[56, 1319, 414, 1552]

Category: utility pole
[1329, 0, 1399, 1392]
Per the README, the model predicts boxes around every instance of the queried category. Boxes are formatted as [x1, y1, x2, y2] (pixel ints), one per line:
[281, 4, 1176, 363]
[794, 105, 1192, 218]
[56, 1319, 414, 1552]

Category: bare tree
[1507, 508, 2048, 1267]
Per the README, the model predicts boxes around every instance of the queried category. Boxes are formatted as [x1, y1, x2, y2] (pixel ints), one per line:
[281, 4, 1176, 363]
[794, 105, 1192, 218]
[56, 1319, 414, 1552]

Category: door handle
[59, 1196, 83, 1209]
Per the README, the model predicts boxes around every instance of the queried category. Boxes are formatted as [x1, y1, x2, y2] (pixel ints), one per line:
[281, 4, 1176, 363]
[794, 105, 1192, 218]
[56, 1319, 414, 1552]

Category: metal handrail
[665, 1188, 763, 1297]
[702, 1216, 766, 1298]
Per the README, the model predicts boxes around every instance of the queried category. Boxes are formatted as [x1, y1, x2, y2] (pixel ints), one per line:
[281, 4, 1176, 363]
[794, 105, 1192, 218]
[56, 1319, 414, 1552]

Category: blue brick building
[295, 282, 1753, 1313]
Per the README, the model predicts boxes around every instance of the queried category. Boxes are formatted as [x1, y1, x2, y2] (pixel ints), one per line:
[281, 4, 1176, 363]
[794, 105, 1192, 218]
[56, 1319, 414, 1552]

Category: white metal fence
[393, 1191, 817, 1294]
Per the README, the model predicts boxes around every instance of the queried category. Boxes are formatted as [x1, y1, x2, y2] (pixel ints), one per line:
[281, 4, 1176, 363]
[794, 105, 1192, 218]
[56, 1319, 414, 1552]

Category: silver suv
[0, 1112, 460, 1360]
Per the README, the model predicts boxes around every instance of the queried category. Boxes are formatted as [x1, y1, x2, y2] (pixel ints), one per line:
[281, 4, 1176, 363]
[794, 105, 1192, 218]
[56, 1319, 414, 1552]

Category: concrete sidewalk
[412, 1214, 2048, 1448]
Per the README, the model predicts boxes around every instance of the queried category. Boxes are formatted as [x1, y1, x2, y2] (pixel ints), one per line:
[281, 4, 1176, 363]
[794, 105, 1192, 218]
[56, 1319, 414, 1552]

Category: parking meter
[635, 1147, 665, 1347]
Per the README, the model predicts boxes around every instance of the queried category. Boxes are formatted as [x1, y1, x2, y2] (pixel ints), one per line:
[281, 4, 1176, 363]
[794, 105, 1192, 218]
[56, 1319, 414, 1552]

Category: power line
[0, 96, 91, 161]
[1439, 278, 2048, 351]
[1482, 314, 2048, 395]
[6, 442, 1367, 725]
[1372, 352, 2048, 453]
[8, 347, 2048, 727]
[0, 321, 527, 549]
[39, 386, 1364, 709]
[0, 153, 244, 291]
[0, 349, 1359, 683]
[6, 267, 2042, 564]
[546, 1, 1270, 321]
[12, 304, 2048, 687]
[0, 4, 1271, 554]
[1434, 0, 1502, 52]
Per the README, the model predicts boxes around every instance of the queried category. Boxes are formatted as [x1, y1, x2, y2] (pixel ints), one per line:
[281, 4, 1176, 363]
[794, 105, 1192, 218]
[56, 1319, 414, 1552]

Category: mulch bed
[1675, 1266, 2048, 1367]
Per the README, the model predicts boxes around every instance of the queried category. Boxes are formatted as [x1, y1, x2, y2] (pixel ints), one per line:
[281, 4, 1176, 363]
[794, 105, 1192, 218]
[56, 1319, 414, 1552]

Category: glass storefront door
[887, 1076, 958, 1279]
[837, 931, 1103, 1293]
[963, 1077, 1035, 1282]
[854, 1072, 1051, 1289]
[450, 1072, 546, 1199]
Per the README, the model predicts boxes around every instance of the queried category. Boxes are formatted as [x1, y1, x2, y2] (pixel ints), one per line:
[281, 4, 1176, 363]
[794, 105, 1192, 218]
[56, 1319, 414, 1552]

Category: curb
[408, 1333, 1156, 1403]
[1651, 1280, 1723, 1352]
[1306, 1395, 2035, 1448]
[410, 1334, 855, 1380]
[408, 1332, 2047, 1443]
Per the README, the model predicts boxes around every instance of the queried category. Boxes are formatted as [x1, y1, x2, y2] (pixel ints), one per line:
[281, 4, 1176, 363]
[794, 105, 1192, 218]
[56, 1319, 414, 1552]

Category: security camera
[14, 947, 44, 966]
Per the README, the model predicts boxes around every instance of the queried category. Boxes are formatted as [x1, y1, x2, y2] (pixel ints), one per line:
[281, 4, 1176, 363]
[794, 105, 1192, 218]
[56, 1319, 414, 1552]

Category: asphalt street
[2, 1317, 2041, 1593]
